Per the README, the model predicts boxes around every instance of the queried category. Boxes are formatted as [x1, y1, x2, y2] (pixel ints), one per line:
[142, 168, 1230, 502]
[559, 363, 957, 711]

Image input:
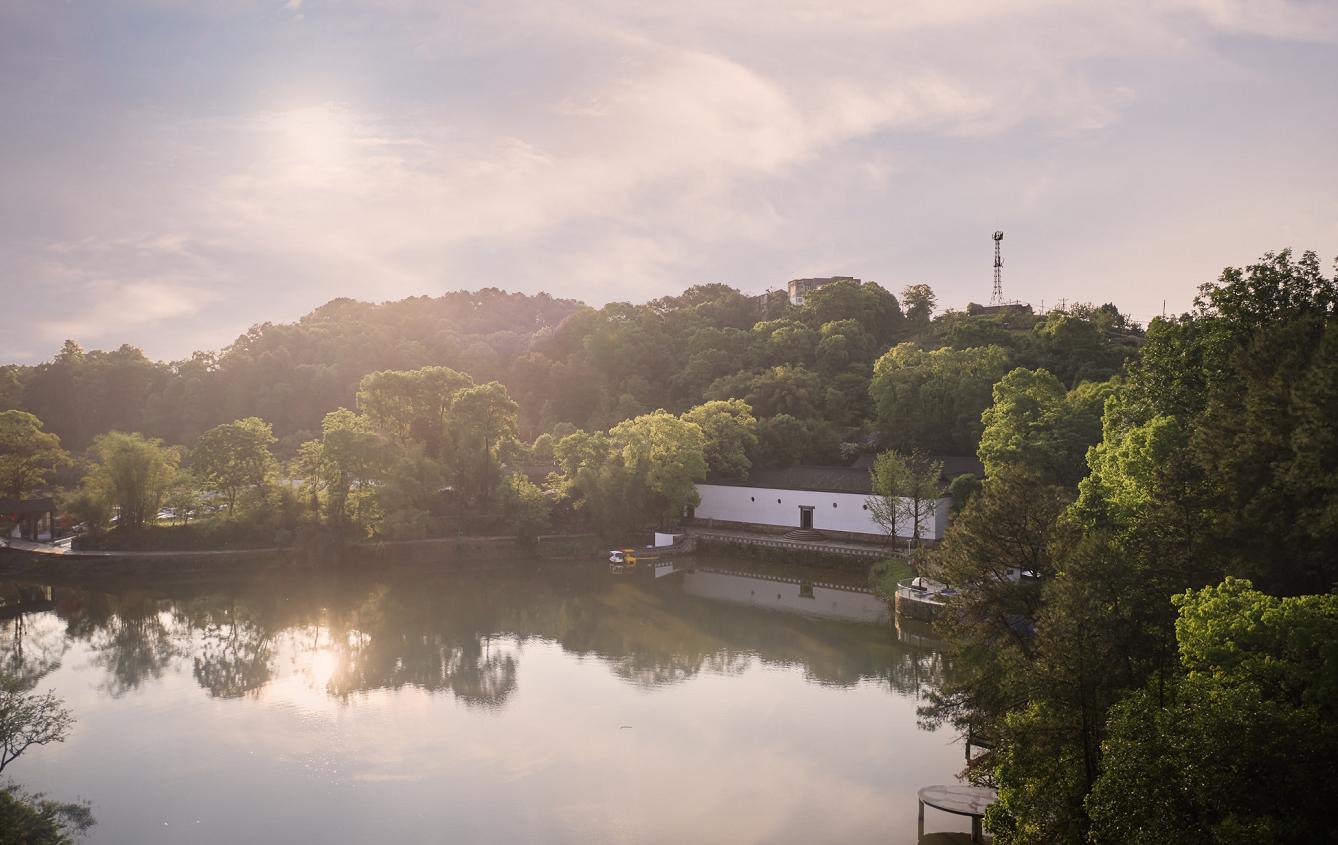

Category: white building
[690, 456, 981, 544]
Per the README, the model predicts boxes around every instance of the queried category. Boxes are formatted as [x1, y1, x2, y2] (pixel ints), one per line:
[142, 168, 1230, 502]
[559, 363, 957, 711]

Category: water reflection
[0, 560, 966, 845]
[185, 598, 277, 698]
[0, 559, 945, 708]
[679, 566, 890, 624]
[0, 584, 66, 690]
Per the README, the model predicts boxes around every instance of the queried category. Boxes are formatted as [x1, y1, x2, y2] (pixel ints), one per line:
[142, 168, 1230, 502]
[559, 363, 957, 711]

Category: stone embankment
[0, 533, 602, 579]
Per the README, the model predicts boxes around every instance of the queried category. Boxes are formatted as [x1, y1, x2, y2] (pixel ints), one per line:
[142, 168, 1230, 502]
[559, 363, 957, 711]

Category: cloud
[36, 280, 222, 345]
[1, 0, 1336, 360]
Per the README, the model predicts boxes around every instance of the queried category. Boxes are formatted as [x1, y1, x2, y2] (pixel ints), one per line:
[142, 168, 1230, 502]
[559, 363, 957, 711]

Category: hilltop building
[787, 276, 860, 305]
[690, 455, 982, 544]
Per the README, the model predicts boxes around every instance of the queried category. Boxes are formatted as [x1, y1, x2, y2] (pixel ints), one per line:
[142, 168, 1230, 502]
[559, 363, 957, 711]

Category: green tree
[447, 382, 519, 503]
[0, 367, 21, 410]
[191, 417, 276, 516]
[552, 429, 621, 527]
[1087, 579, 1338, 845]
[0, 784, 93, 845]
[0, 411, 68, 500]
[751, 319, 818, 367]
[297, 409, 388, 533]
[0, 669, 91, 845]
[798, 279, 905, 346]
[608, 411, 708, 529]
[1096, 249, 1338, 593]
[814, 319, 876, 376]
[1031, 312, 1129, 386]
[356, 366, 474, 457]
[870, 343, 1011, 454]
[681, 399, 758, 479]
[947, 473, 981, 515]
[921, 467, 1071, 745]
[902, 283, 936, 330]
[866, 450, 942, 548]
[374, 445, 446, 540]
[82, 432, 180, 531]
[705, 365, 825, 420]
[978, 369, 1114, 489]
[502, 473, 551, 544]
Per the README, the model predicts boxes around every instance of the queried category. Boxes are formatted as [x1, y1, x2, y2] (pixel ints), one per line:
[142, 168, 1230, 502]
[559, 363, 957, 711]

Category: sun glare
[307, 649, 338, 691]
[266, 104, 356, 185]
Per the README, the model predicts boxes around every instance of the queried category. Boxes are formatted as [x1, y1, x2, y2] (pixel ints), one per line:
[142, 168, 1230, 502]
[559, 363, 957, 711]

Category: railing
[895, 578, 953, 606]
[691, 531, 887, 559]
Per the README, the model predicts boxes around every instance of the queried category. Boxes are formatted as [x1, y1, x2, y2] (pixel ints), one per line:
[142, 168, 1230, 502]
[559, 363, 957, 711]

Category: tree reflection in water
[0, 585, 68, 691]
[83, 595, 186, 698]
[179, 597, 278, 699]
[0, 562, 950, 709]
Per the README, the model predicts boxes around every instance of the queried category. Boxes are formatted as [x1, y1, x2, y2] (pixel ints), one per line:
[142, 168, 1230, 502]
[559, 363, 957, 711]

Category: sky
[1, 0, 1336, 364]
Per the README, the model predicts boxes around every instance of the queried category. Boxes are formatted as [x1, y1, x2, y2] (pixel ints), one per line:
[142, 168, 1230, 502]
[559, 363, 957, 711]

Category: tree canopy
[682, 399, 758, 479]
[1087, 579, 1338, 845]
[80, 432, 180, 531]
[0, 410, 68, 500]
[925, 249, 1338, 845]
[191, 417, 276, 515]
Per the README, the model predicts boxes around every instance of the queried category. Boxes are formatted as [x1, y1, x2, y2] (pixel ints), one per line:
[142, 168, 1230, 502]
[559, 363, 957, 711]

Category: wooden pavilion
[0, 497, 58, 541]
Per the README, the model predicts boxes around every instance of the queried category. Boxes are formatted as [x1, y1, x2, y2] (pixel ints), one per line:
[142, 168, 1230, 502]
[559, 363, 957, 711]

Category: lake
[0, 556, 971, 844]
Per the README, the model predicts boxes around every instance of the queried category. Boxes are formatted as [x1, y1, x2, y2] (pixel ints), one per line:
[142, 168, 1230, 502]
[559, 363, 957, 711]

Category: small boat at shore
[607, 547, 667, 564]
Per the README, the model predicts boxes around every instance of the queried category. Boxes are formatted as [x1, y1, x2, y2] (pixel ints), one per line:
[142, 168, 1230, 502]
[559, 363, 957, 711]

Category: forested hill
[0, 280, 1141, 456]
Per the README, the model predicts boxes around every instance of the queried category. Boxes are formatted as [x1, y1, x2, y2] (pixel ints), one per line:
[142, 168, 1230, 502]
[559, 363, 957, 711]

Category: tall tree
[446, 382, 519, 503]
[608, 410, 708, 530]
[81, 432, 180, 531]
[356, 366, 473, 458]
[866, 449, 942, 548]
[191, 417, 277, 516]
[978, 368, 1114, 489]
[902, 284, 937, 330]
[297, 409, 388, 533]
[681, 399, 758, 479]
[0, 411, 68, 500]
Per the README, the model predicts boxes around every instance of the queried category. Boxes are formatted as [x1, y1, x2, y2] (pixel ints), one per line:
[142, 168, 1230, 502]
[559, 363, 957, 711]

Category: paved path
[1, 532, 598, 562]
[1, 538, 279, 558]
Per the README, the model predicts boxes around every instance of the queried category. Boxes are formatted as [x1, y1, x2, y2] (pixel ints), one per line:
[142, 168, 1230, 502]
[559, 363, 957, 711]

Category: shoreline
[0, 532, 604, 581]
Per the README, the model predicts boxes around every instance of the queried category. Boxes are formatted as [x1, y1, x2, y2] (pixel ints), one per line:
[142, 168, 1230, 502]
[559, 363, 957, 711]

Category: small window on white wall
[777, 498, 782, 504]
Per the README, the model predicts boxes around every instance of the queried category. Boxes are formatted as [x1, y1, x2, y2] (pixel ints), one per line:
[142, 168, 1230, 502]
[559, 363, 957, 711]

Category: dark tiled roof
[937, 455, 986, 479]
[704, 455, 983, 495]
[0, 497, 55, 514]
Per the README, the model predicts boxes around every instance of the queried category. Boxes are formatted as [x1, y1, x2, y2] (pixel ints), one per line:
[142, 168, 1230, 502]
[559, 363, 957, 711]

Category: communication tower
[990, 231, 1005, 307]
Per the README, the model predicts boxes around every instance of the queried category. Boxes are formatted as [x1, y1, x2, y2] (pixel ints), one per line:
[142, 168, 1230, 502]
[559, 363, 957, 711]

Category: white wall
[693, 484, 952, 540]
[680, 570, 890, 624]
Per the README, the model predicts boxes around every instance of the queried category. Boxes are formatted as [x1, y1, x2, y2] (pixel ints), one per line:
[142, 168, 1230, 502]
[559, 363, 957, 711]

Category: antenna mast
[991, 230, 1005, 306]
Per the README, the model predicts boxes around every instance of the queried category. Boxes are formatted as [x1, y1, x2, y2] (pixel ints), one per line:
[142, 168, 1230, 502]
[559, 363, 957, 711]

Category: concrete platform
[918, 784, 997, 843]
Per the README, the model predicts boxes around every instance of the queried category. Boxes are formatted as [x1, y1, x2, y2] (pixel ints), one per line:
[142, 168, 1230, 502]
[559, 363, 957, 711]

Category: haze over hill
[0, 280, 1139, 456]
